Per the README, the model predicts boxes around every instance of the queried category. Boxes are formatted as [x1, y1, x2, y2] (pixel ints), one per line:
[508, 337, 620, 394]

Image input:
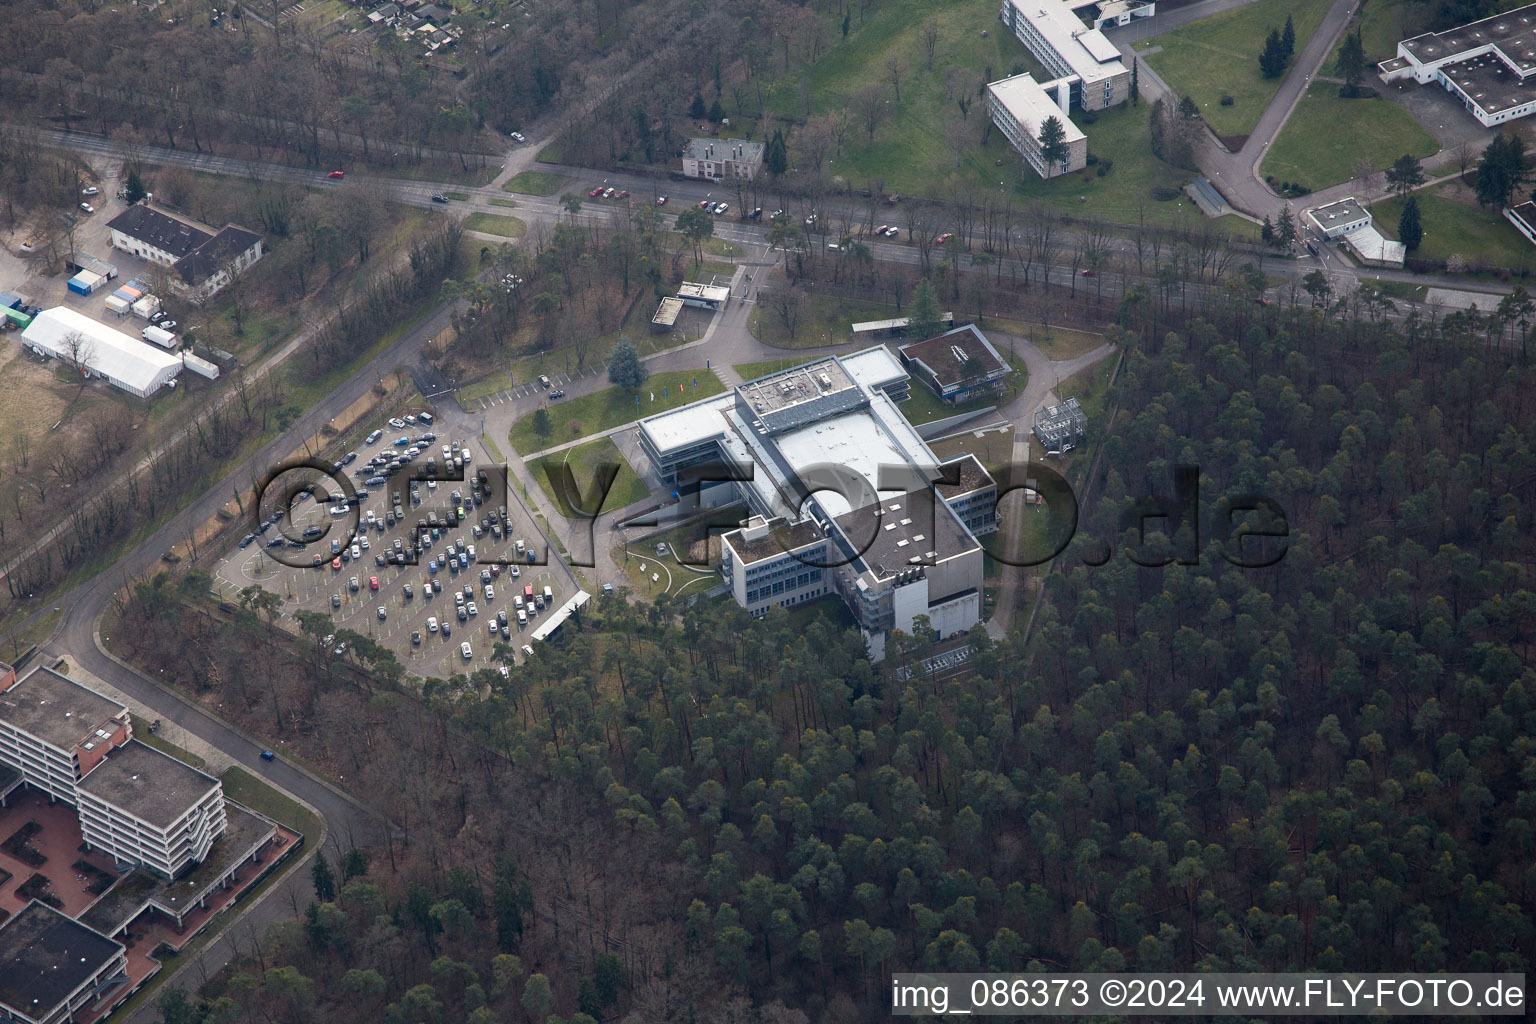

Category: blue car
[260, 750, 275, 761]
[428, 559, 439, 573]
[393, 436, 410, 446]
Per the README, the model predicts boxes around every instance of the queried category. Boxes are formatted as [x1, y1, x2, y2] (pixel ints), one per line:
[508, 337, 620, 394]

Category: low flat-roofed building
[77, 740, 226, 881]
[20, 308, 184, 399]
[937, 454, 999, 537]
[1379, 3, 1536, 126]
[652, 296, 684, 331]
[0, 666, 131, 804]
[1506, 201, 1536, 245]
[986, 73, 1088, 179]
[1307, 198, 1405, 268]
[677, 282, 731, 309]
[850, 312, 954, 339]
[0, 900, 129, 1024]
[1307, 198, 1371, 238]
[898, 323, 1011, 405]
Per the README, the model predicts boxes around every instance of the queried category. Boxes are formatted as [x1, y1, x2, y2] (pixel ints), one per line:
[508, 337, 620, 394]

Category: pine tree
[1260, 215, 1275, 245]
[311, 854, 336, 903]
[1398, 195, 1423, 250]
[765, 130, 788, 176]
[1275, 206, 1296, 247]
[124, 170, 147, 205]
[842, 11, 850, 37]
[708, 98, 726, 123]
[1259, 30, 1288, 78]
[1338, 29, 1366, 96]
[1281, 15, 1295, 61]
[1385, 153, 1425, 197]
[608, 338, 649, 391]
[907, 278, 944, 341]
[1037, 115, 1070, 178]
[689, 94, 706, 120]
[1130, 59, 1139, 107]
[1475, 133, 1531, 209]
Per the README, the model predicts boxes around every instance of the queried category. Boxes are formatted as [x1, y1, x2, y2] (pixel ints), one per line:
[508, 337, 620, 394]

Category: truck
[141, 325, 177, 349]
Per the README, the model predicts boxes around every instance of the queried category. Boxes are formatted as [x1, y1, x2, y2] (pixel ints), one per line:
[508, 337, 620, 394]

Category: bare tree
[885, 55, 905, 101]
[800, 115, 835, 175]
[1023, 201, 1060, 290]
[1352, 158, 1377, 200]
[765, 287, 808, 340]
[61, 330, 96, 398]
[921, 20, 940, 69]
[1454, 140, 1475, 182]
[852, 86, 887, 140]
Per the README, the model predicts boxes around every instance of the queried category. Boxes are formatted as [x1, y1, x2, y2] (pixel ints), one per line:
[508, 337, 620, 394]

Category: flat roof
[1002, 0, 1126, 85]
[639, 391, 734, 454]
[0, 901, 123, 1023]
[722, 517, 826, 563]
[937, 454, 995, 499]
[652, 296, 684, 326]
[1308, 197, 1369, 231]
[774, 406, 924, 519]
[1509, 200, 1536, 231]
[684, 137, 764, 162]
[986, 73, 1088, 143]
[851, 313, 954, 333]
[1400, 3, 1536, 72]
[78, 740, 220, 829]
[678, 282, 731, 302]
[1438, 51, 1536, 115]
[738, 357, 857, 416]
[833, 485, 978, 579]
[839, 345, 911, 392]
[0, 667, 125, 753]
[899, 324, 1010, 387]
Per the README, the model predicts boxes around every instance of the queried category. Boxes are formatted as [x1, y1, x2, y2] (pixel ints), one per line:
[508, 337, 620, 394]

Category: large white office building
[986, 73, 1089, 178]
[997, 0, 1142, 112]
[638, 348, 998, 660]
[1378, 3, 1536, 127]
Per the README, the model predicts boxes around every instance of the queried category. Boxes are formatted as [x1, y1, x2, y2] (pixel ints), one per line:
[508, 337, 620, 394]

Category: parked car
[656, 196, 668, 205]
[510, 131, 526, 143]
[365, 429, 382, 444]
[884, 226, 900, 237]
[79, 202, 94, 214]
[328, 170, 345, 179]
[549, 389, 565, 400]
[81, 186, 100, 196]
[713, 202, 728, 215]
[460, 641, 473, 660]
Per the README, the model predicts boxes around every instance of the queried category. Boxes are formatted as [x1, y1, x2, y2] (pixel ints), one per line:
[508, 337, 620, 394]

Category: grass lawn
[1323, 0, 1436, 76]
[899, 369, 1025, 425]
[489, 198, 519, 208]
[985, 319, 1106, 360]
[1372, 188, 1536, 273]
[528, 437, 650, 518]
[749, 293, 904, 348]
[463, 212, 528, 238]
[1360, 279, 1427, 303]
[1137, 0, 1334, 137]
[220, 766, 322, 840]
[738, 0, 1202, 227]
[1259, 85, 1438, 190]
[509, 369, 724, 454]
[504, 171, 568, 196]
[129, 715, 207, 768]
[442, 191, 471, 201]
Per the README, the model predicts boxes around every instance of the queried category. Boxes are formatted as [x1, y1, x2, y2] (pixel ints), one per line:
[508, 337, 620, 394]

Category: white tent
[20, 307, 183, 398]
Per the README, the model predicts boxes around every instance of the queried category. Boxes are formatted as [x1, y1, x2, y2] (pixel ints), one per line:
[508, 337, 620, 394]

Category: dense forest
[128, 287, 1536, 1024]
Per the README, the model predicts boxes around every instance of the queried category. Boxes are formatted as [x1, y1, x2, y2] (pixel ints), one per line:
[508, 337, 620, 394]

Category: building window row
[747, 570, 822, 604]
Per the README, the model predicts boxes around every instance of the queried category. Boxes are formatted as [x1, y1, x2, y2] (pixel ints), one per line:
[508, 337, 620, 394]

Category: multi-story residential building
[0, 666, 132, 805]
[106, 205, 263, 299]
[638, 349, 996, 659]
[987, 73, 1089, 178]
[0, 667, 229, 882]
[681, 138, 764, 182]
[1378, 3, 1536, 127]
[0, 901, 129, 1024]
[998, 0, 1138, 112]
[77, 741, 227, 881]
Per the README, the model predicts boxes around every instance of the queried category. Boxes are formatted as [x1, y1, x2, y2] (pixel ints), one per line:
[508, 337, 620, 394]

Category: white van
[542, 585, 553, 603]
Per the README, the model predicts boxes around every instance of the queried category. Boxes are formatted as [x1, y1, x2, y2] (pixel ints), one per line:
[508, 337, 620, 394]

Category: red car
[935, 232, 953, 246]
[332, 557, 342, 571]
[369, 576, 380, 590]
[656, 196, 668, 206]
[327, 170, 345, 179]
[616, 189, 629, 199]
[697, 199, 712, 209]
[589, 187, 603, 197]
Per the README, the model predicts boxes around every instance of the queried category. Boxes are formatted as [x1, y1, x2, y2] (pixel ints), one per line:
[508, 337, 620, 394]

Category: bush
[1098, 158, 1114, 175]
[1079, 109, 1098, 125]
[1150, 186, 1182, 201]
[1219, 94, 1235, 106]
[1085, 153, 1099, 166]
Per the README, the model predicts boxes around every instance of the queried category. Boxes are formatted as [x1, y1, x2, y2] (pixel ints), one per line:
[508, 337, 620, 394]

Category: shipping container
[182, 353, 220, 379]
[141, 325, 178, 349]
[104, 295, 131, 315]
[67, 271, 104, 296]
[131, 295, 160, 319]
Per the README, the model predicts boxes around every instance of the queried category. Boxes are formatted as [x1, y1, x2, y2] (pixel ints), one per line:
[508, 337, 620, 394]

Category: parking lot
[213, 413, 569, 679]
